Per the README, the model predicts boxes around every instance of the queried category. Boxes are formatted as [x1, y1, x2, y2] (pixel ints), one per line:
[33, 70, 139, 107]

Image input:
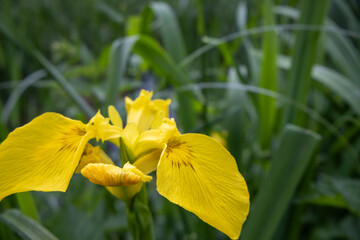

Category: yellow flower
[0, 110, 150, 201]
[109, 91, 250, 240]
[0, 90, 249, 240]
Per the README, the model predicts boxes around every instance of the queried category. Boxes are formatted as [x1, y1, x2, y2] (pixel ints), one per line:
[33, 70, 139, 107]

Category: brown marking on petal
[56, 126, 86, 154]
[166, 138, 196, 172]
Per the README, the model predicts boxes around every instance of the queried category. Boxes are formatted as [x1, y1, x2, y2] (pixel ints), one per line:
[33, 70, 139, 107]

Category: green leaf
[126, 186, 155, 240]
[282, 0, 330, 125]
[0, 209, 58, 240]
[15, 192, 39, 221]
[242, 125, 321, 240]
[105, 36, 138, 108]
[256, 51, 360, 117]
[304, 175, 360, 215]
[96, 1, 124, 24]
[236, 0, 247, 31]
[149, 2, 187, 63]
[0, 21, 95, 117]
[258, 0, 278, 149]
[225, 68, 251, 162]
[1, 70, 46, 124]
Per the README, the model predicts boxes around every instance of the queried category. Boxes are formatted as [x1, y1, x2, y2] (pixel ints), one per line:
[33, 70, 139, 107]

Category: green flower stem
[119, 137, 155, 240]
[125, 186, 155, 240]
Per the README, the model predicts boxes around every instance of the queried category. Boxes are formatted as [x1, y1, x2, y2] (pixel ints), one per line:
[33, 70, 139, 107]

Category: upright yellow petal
[151, 99, 171, 129]
[108, 105, 123, 129]
[0, 113, 89, 201]
[125, 90, 171, 133]
[156, 134, 250, 239]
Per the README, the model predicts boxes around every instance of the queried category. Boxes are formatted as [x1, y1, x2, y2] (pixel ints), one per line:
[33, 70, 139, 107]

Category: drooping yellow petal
[0, 113, 89, 201]
[156, 134, 250, 239]
[81, 162, 152, 187]
[125, 90, 171, 133]
[108, 105, 123, 129]
[75, 144, 114, 173]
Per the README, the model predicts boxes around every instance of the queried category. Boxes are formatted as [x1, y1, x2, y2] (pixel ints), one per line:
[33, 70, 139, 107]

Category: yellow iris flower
[0, 90, 249, 239]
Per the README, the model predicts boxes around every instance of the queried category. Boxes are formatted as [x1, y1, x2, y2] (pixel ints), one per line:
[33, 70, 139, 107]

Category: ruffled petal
[81, 162, 152, 187]
[86, 110, 122, 142]
[0, 113, 89, 201]
[156, 133, 249, 239]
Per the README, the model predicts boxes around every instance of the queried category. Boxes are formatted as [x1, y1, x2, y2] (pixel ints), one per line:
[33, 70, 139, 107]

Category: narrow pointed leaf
[258, 0, 278, 148]
[149, 2, 186, 63]
[242, 125, 321, 240]
[0, 209, 58, 240]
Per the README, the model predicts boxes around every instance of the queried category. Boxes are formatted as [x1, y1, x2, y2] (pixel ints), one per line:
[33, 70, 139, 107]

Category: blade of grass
[176, 82, 357, 160]
[1, 70, 46, 124]
[0, 20, 95, 117]
[0, 101, 8, 140]
[226, 68, 250, 165]
[258, 0, 278, 149]
[180, 24, 360, 70]
[242, 125, 321, 240]
[0, 209, 58, 240]
[15, 193, 39, 221]
[104, 36, 138, 108]
[282, 0, 330, 125]
[149, 2, 187, 63]
[257, 51, 360, 117]
[274, 5, 360, 88]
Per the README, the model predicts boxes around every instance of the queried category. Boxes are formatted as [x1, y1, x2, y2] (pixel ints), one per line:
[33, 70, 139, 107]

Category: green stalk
[120, 137, 155, 240]
[125, 186, 155, 240]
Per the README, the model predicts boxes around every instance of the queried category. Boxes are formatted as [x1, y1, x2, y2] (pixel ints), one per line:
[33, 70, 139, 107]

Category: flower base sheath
[0, 89, 249, 239]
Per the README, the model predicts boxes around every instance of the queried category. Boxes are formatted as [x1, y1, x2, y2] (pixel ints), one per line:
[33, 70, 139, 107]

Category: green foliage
[0, 209, 58, 240]
[0, 0, 360, 239]
[242, 125, 321, 240]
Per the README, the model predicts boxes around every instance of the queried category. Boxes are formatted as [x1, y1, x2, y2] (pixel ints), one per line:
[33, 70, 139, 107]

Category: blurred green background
[0, 0, 360, 239]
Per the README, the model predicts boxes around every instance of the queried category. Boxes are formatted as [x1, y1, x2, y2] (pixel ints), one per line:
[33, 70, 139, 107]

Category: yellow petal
[125, 90, 171, 133]
[121, 122, 140, 159]
[0, 113, 89, 201]
[133, 149, 163, 174]
[156, 134, 250, 239]
[75, 144, 114, 173]
[86, 110, 122, 142]
[134, 118, 179, 157]
[108, 105, 123, 129]
[81, 162, 152, 187]
[150, 99, 171, 129]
